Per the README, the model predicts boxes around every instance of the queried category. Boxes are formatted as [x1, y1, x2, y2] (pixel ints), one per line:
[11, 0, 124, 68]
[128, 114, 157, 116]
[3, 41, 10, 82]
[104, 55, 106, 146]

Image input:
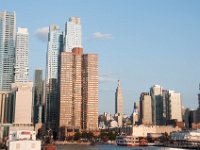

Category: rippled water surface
[57, 144, 188, 150]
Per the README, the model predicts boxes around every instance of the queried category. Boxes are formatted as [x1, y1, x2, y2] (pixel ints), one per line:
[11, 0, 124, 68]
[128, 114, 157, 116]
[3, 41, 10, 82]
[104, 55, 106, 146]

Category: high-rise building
[167, 90, 182, 122]
[45, 25, 63, 132]
[82, 54, 98, 130]
[64, 17, 82, 52]
[59, 48, 83, 129]
[131, 102, 140, 125]
[46, 25, 63, 84]
[0, 11, 16, 91]
[198, 84, 200, 108]
[0, 91, 13, 124]
[11, 82, 33, 125]
[140, 92, 152, 125]
[59, 48, 98, 134]
[150, 85, 164, 125]
[115, 80, 123, 114]
[194, 85, 200, 123]
[33, 69, 44, 124]
[14, 27, 29, 82]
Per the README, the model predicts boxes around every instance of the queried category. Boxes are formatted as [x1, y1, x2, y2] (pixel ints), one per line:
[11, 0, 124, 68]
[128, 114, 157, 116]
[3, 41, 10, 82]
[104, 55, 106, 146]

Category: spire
[118, 80, 121, 87]
[199, 83, 200, 92]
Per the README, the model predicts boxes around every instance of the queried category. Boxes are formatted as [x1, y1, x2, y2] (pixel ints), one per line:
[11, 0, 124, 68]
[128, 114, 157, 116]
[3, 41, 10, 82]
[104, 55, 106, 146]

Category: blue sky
[1, 0, 200, 115]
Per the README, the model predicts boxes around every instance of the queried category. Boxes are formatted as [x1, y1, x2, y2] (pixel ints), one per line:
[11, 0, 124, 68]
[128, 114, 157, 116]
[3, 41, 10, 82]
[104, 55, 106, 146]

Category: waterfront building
[140, 92, 152, 125]
[115, 80, 123, 114]
[45, 25, 63, 132]
[14, 27, 29, 82]
[59, 48, 82, 130]
[150, 85, 164, 125]
[64, 17, 82, 52]
[8, 130, 41, 150]
[132, 125, 181, 138]
[0, 11, 16, 91]
[59, 48, 98, 134]
[82, 53, 98, 130]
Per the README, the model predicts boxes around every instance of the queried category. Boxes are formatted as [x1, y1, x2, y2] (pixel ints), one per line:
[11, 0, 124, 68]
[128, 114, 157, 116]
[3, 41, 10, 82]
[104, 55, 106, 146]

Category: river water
[57, 144, 189, 150]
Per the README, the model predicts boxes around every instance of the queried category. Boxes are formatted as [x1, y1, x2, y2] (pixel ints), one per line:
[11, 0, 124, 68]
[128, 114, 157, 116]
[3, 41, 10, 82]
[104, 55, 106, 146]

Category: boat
[42, 144, 56, 150]
[139, 138, 148, 146]
[116, 134, 140, 146]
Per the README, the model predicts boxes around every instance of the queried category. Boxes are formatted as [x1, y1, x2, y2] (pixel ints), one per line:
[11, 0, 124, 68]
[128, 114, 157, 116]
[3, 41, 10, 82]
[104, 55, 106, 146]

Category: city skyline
[1, 0, 200, 115]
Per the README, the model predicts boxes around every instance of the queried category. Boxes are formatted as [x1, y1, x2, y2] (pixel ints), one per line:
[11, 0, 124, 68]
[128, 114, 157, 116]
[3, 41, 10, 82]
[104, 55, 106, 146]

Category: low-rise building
[132, 125, 181, 138]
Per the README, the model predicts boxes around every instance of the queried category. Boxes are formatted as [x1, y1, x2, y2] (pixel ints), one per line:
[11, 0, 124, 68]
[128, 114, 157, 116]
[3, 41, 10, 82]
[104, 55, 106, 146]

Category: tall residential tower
[59, 48, 98, 135]
[150, 85, 164, 125]
[46, 25, 63, 84]
[64, 17, 82, 52]
[14, 27, 29, 82]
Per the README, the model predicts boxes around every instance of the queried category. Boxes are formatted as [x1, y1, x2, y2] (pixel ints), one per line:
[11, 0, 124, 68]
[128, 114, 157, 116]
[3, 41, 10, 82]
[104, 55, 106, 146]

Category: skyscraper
[115, 80, 123, 114]
[64, 17, 82, 52]
[46, 25, 63, 84]
[140, 92, 152, 125]
[167, 91, 182, 122]
[11, 82, 33, 124]
[0, 11, 16, 91]
[59, 48, 83, 129]
[82, 53, 98, 130]
[34, 69, 44, 124]
[150, 85, 164, 125]
[59, 48, 98, 135]
[45, 25, 63, 131]
[0, 91, 13, 124]
[14, 27, 29, 82]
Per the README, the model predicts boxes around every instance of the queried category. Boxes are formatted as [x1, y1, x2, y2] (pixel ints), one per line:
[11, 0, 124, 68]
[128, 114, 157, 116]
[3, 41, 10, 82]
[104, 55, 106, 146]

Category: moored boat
[116, 135, 139, 146]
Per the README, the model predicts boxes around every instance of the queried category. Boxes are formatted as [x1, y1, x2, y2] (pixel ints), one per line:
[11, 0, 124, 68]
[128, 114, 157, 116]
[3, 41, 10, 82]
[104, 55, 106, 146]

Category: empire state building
[115, 80, 124, 114]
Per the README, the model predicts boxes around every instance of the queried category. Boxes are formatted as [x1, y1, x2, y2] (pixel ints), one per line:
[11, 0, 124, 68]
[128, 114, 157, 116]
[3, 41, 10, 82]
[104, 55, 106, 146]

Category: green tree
[108, 131, 116, 141]
[87, 132, 94, 140]
[74, 132, 81, 141]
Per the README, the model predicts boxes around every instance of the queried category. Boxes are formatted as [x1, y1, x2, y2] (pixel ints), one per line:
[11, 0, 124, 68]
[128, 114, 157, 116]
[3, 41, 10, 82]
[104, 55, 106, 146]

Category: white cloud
[34, 27, 49, 42]
[92, 32, 113, 39]
[99, 73, 116, 83]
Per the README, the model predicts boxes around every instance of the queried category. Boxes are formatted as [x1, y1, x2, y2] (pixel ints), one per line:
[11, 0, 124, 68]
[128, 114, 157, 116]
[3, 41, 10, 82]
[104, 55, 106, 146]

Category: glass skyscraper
[45, 25, 63, 132]
[0, 11, 16, 91]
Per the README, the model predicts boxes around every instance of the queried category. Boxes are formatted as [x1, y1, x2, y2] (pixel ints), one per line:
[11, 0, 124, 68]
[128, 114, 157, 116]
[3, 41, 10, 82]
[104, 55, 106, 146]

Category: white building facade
[46, 25, 63, 84]
[15, 27, 29, 82]
[64, 17, 82, 52]
[168, 90, 182, 122]
[11, 82, 33, 125]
